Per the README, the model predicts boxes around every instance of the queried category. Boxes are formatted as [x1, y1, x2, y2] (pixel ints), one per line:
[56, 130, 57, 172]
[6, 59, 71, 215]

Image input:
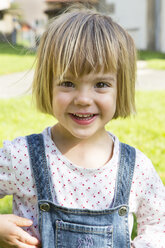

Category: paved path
[0, 70, 33, 98]
[0, 62, 165, 98]
[136, 68, 165, 91]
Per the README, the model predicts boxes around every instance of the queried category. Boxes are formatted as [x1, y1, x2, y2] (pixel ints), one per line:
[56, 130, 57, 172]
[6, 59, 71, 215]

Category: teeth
[73, 114, 93, 117]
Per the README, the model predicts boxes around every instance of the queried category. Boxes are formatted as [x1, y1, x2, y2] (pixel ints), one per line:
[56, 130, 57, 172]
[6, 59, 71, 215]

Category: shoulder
[1, 136, 27, 159]
[1, 127, 51, 160]
[111, 133, 158, 177]
[124, 143, 157, 177]
[126, 147, 163, 191]
[0, 136, 29, 196]
[134, 147, 155, 173]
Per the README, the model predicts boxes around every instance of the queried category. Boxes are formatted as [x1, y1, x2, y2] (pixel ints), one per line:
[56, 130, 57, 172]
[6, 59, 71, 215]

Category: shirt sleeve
[131, 153, 165, 248]
[0, 140, 16, 198]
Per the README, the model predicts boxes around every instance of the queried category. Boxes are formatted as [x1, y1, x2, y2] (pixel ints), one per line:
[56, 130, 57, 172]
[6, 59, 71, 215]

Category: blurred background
[0, 2, 165, 238]
[0, 0, 165, 52]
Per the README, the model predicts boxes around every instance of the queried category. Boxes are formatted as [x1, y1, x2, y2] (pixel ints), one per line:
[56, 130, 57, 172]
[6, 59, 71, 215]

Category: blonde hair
[33, 5, 137, 118]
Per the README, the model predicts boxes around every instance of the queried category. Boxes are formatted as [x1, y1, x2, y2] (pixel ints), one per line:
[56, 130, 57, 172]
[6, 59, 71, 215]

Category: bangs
[49, 12, 119, 79]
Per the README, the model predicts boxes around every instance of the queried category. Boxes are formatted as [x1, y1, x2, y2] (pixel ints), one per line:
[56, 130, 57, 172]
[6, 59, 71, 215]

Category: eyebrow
[94, 76, 116, 81]
[61, 75, 116, 82]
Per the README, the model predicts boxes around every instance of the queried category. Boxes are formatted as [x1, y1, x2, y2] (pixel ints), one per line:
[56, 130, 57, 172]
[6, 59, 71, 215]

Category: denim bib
[27, 134, 135, 248]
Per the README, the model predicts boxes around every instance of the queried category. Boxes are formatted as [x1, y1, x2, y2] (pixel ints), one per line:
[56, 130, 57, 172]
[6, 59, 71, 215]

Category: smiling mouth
[71, 113, 96, 120]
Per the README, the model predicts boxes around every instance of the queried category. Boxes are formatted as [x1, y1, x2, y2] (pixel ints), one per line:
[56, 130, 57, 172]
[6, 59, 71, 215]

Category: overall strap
[26, 134, 53, 201]
[113, 142, 136, 207]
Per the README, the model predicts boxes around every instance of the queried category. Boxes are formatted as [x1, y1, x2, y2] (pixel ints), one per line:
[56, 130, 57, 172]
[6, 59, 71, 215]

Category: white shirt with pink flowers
[0, 127, 164, 247]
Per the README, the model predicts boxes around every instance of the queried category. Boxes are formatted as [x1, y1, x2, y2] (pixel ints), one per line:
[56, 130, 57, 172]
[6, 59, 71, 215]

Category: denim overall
[27, 134, 136, 248]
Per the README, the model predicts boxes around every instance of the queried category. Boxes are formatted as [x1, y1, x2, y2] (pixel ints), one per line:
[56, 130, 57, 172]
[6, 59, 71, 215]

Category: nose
[74, 90, 93, 106]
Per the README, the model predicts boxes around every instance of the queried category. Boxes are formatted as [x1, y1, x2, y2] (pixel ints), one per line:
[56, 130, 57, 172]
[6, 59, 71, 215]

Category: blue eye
[59, 81, 75, 87]
[95, 82, 110, 88]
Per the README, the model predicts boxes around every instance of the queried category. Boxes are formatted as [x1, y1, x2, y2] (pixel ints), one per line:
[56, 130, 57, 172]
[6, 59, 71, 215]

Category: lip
[69, 113, 98, 125]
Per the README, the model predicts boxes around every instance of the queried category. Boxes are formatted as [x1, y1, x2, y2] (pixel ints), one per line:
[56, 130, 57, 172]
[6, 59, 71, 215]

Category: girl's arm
[131, 155, 165, 247]
[0, 140, 40, 247]
[0, 214, 40, 248]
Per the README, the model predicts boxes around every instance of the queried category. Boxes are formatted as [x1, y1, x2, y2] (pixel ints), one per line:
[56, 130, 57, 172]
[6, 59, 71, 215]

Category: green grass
[138, 50, 165, 70]
[0, 43, 36, 75]
[0, 91, 165, 240]
[0, 196, 12, 214]
[109, 91, 165, 181]
[0, 96, 55, 143]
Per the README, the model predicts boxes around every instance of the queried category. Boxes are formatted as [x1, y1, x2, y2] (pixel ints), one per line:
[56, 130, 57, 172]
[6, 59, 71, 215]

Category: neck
[51, 124, 114, 169]
[51, 124, 109, 152]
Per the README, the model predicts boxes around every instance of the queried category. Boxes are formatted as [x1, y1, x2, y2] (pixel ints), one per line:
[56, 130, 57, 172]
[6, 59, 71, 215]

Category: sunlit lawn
[138, 50, 165, 70]
[0, 43, 35, 75]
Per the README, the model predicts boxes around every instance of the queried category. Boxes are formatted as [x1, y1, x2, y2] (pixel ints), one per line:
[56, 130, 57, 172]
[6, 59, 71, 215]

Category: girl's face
[52, 71, 117, 141]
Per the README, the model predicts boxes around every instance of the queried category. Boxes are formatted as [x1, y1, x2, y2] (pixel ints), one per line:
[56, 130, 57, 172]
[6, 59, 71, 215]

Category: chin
[70, 129, 98, 140]
[72, 133, 92, 140]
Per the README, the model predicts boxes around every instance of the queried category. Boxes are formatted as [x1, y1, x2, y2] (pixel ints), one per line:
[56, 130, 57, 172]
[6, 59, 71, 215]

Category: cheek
[99, 94, 117, 112]
[52, 92, 72, 115]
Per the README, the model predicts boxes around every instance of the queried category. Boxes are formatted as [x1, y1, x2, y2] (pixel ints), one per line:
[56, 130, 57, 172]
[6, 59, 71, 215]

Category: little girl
[0, 6, 164, 248]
